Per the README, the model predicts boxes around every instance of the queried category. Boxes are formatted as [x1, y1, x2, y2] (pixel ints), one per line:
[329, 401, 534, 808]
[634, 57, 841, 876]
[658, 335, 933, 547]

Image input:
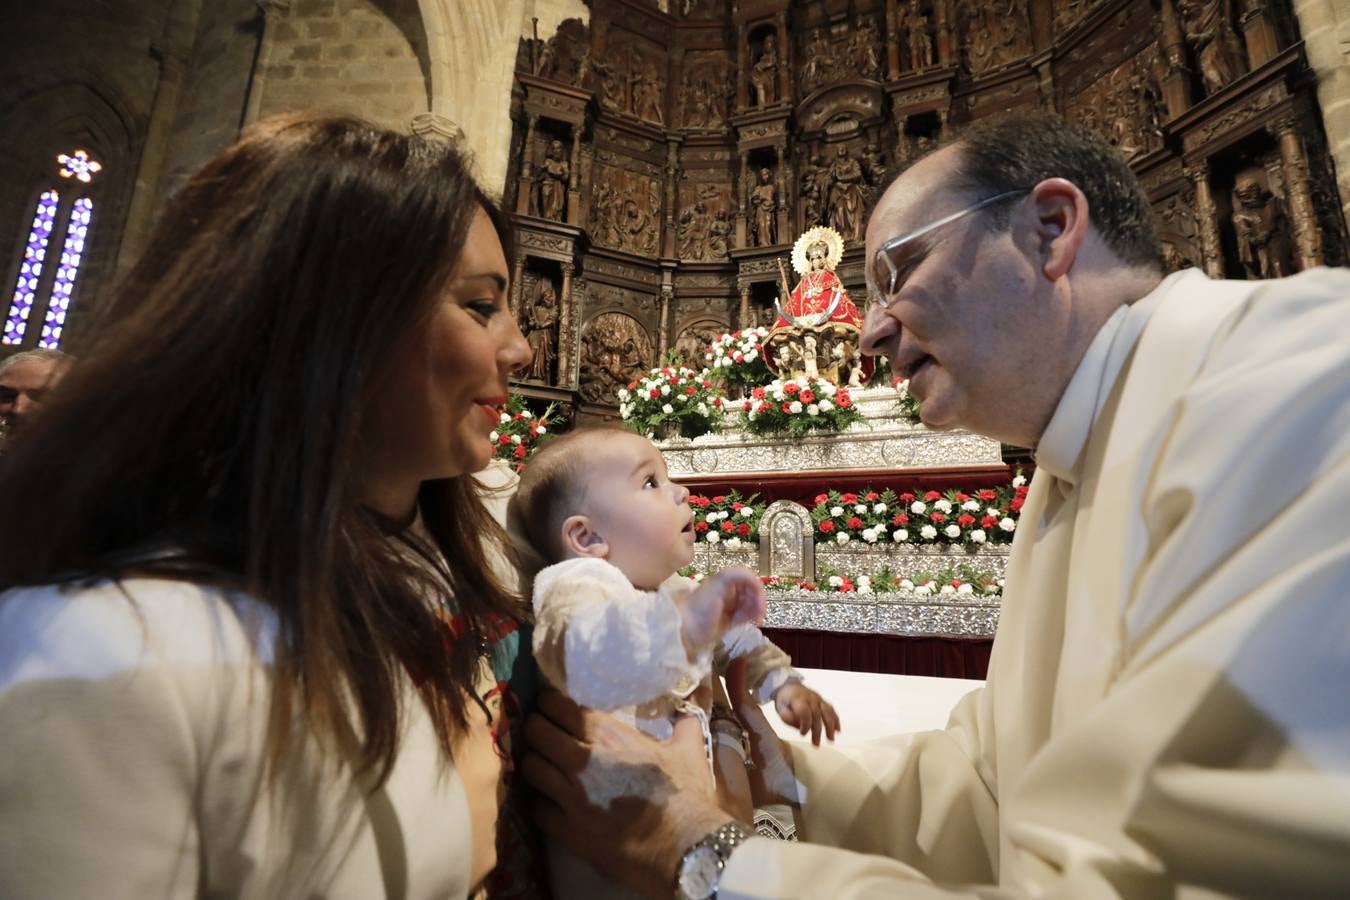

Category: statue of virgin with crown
[766, 225, 871, 386]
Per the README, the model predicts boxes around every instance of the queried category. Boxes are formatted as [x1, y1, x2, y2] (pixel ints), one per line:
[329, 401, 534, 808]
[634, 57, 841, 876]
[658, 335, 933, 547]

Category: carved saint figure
[532, 139, 569, 221]
[524, 284, 559, 382]
[904, 0, 933, 70]
[1231, 172, 1291, 279]
[827, 146, 867, 242]
[862, 143, 887, 187]
[750, 34, 779, 107]
[850, 18, 881, 76]
[800, 154, 828, 228]
[800, 28, 828, 94]
[708, 210, 731, 258]
[766, 226, 871, 385]
[677, 202, 711, 259]
[634, 62, 664, 124]
[749, 167, 778, 247]
[1177, 0, 1248, 95]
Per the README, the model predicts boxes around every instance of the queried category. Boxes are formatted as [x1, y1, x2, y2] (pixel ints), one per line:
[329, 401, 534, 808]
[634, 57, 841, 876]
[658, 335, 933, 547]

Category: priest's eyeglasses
[869, 190, 1028, 310]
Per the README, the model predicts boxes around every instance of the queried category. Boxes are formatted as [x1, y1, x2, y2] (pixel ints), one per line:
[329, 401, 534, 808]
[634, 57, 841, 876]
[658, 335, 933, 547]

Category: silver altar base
[657, 386, 1003, 476]
[694, 542, 1011, 582]
[763, 589, 1000, 638]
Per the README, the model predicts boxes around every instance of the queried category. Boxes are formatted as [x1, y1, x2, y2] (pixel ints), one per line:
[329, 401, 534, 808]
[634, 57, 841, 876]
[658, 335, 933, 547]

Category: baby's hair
[506, 424, 633, 578]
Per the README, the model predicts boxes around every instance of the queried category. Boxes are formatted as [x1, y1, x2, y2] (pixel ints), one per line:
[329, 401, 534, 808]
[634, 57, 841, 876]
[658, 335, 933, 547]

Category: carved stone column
[1158, 0, 1194, 118]
[1239, 1, 1280, 70]
[558, 262, 576, 388]
[776, 14, 790, 104]
[510, 258, 526, 319]
[411, 113, 464, 143]
[658, 284, 673, 358]
[567, 128, 584, 226]
[735, 23, 749, 110]
[516, 115, 539, 214]
[886, 0, 901, 80]
[738, 283, 751, 331]
[935, 0, 953, 67]
[1270, 113, 1323, 270]
[1186, 161, 1225, 278]
[663, 139, 680, 258]
[735, 151, 749, 249]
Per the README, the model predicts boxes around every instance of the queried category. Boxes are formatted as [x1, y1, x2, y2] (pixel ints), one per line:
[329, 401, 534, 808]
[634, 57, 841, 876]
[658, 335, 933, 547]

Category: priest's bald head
[860, 114, 1164, 449]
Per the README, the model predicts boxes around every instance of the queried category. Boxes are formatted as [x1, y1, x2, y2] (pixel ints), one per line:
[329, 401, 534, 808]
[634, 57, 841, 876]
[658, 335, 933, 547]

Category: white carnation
[499, 412, 512, 424]
[510, 434, 522, 445]
[940, 584, 956, 596]
[661, 384, 671, 396]
[706, 531, 721, 544]
[999, 517, 1017, 532]
[957, 583, 974, 596]
[863, 528, 878, 543]
[963, 499, 981, 512]
[536, 424, 547, 434]
[616, 389, 629, 402]
[854, 504, 867, 514]
[830, 506, 844, 517]
[828, 575, 843, 588]
[675, 394, 687, 404]
[920, 524, 938, 540]
[739, 507, 755, 517]
[662, 403, 674, 414]
[934, 499, 953, 514]
[944, 524, 961, 538]
[488, 430, 499, 442]
[725, 537, 741, 549]
[899, 579, 914, 591]
[910, 501, 927, 514]
[1012, 474, 1027, 488]
[789, 400, 803, 414]
[697, 403, 709, 415]
[706, 513, 718, 523]
[807, 403, 819, 416]
[819, 399, 834, 411]
[873, 502, 887, 514]
[969, 529, 987, 544]
[892, 528, 908, 542]
[835, 532, 850, 545]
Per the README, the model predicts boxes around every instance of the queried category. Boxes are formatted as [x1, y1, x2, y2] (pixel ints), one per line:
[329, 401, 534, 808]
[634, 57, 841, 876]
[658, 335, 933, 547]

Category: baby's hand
[774, 682, 840, 746]
[678, 567, 767, 654]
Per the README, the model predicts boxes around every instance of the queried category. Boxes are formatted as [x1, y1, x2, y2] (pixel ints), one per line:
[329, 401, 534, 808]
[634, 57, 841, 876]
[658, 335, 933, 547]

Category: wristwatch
[675, 820, 753, 900]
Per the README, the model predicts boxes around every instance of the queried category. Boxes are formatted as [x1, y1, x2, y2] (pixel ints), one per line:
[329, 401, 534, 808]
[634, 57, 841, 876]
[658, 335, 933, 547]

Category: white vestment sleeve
[715, 624, 803, 703]
[532, 558, 704, 710]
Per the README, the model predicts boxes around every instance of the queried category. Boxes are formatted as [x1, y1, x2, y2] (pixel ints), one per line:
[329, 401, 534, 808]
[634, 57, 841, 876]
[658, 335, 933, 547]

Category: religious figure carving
[903, 0, 934, 71]
[849, 18, 881, 77]
[590, 48, 627, 112]
[800, 28, 829, 94]
[634, 61, 665, 125]
[532, 139, 569, 220]
[749, 167, 778, 247]
[1231, 171, 1292, 279]
[862, 143, 888, 187]
[1176, 0, 1248, 95]
[800, 153, 829, 228]
[580, 313, 651, 403]
[678, 201, 712, 259]
[524, 284, 559, 382]
[827, 146, 867, 242]
[1160, 240, 1196, 273]
[750, 34, 780, 107]
[680, 54, 730, 128]
[708, 210, 731, 258]
[766, 226, 871, 386]
[676, 322, 723, 367]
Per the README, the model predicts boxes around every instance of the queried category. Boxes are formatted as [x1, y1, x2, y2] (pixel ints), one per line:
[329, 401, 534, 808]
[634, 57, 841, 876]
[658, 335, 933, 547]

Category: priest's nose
[860, 303, 899, 358]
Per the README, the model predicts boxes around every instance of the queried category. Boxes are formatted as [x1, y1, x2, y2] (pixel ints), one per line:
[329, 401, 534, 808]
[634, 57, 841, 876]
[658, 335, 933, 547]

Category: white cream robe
[721, 268, 1350, 898]
[0, 578, 485, 899]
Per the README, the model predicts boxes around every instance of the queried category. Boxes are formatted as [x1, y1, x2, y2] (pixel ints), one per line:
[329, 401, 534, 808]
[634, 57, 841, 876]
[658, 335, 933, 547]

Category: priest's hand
[523, 690, 735, 898]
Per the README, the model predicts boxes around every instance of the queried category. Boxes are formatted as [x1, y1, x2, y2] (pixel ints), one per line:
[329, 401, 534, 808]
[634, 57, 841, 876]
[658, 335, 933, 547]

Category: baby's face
[576, 431, 695, 590]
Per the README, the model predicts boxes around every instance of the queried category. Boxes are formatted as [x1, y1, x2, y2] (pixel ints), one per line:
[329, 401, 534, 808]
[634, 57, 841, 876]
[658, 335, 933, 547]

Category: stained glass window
[5, 148, 102, 349]
[3, 190, 59, 346]
[39, 197, 93, 349]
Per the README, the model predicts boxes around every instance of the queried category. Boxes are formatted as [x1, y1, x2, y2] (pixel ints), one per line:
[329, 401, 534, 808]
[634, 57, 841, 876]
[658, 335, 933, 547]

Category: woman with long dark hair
[0, 114, 532, 897]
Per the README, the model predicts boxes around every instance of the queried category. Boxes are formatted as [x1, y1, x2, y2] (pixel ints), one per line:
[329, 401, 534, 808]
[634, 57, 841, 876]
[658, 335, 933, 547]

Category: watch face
[678, 845, 721, 900]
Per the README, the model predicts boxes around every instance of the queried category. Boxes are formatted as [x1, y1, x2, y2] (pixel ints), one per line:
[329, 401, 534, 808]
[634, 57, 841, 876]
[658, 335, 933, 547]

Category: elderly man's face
[0, 357, 62, 432]
[861, 146, 1048, 442]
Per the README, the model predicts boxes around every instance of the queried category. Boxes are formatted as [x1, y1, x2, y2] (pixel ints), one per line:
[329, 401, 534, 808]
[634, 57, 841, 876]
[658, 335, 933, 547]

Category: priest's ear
[560, 514, 609, 560]
[1027, 177, 1089, 281]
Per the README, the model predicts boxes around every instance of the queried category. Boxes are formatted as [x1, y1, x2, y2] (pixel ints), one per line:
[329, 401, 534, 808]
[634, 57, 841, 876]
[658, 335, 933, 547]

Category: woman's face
[363, 208, 531, 516]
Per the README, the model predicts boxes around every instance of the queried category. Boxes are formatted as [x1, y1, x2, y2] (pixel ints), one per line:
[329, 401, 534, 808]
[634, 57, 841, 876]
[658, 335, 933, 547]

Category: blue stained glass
[39, 197, 93, 349]
[4, 190, 60, 345]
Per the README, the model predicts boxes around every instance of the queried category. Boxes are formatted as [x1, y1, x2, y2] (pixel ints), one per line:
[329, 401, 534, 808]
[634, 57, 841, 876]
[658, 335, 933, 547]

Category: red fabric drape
[761, 628, 991, 679]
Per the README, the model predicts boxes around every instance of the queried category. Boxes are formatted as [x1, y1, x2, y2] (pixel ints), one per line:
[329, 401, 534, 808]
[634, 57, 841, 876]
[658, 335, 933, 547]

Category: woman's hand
[523, 691, 733, 898]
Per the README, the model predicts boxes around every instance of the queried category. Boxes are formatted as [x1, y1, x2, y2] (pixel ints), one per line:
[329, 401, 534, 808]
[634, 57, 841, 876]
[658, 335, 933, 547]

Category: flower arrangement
[618, 365, 726, 440]
[754, 562, 1004, 597]
[489, 394, 556, 472]
[738, 375, 862, 437]
[705, 327, 773, 396]
[893, 377, 921, 422]
[810, 473, 1028, 546]
[689, 490, 762, 548]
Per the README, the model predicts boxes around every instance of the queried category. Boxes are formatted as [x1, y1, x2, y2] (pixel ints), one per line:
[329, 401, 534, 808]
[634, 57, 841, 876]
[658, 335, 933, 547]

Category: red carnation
[841, 492, 858, 504]
[695, 522, 709, 533]
[702, 379, 712, 389]
[955, 492, 970, 502]
[981, 515, 998, 529]
[899, 492, 915, 503]
[978, 489, 997, 501]
[930, 512, 946, 523]
[782, 402, 794, 413]
[819, 520, 835, 533]
[713, 495, 726, 504]
[957, 514, 976, 527]
[847, 516, 863, 529]
[924, 490, 941, 501]
[685, 385, 696, 395]
[891, 513, 909, 526]
[712, 397, 723, 407]
[865, 491, 879, 501]
[513, 446, 527, 459]
[498, 434, 512, 446]
[742, 400, 753, 411]
[732, 502, 743, 510]
[737, 523, 750, 537]
[627, 381, 637, 391]
[649, 388, 660, 399]
[1010, 498, 1024, 512]
[814, 494, 829, 506]
[720, 521, 735, 533]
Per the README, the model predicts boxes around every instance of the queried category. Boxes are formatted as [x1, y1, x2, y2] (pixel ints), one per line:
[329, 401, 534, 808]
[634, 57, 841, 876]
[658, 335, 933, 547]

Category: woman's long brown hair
[0, 114, 523, 783]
